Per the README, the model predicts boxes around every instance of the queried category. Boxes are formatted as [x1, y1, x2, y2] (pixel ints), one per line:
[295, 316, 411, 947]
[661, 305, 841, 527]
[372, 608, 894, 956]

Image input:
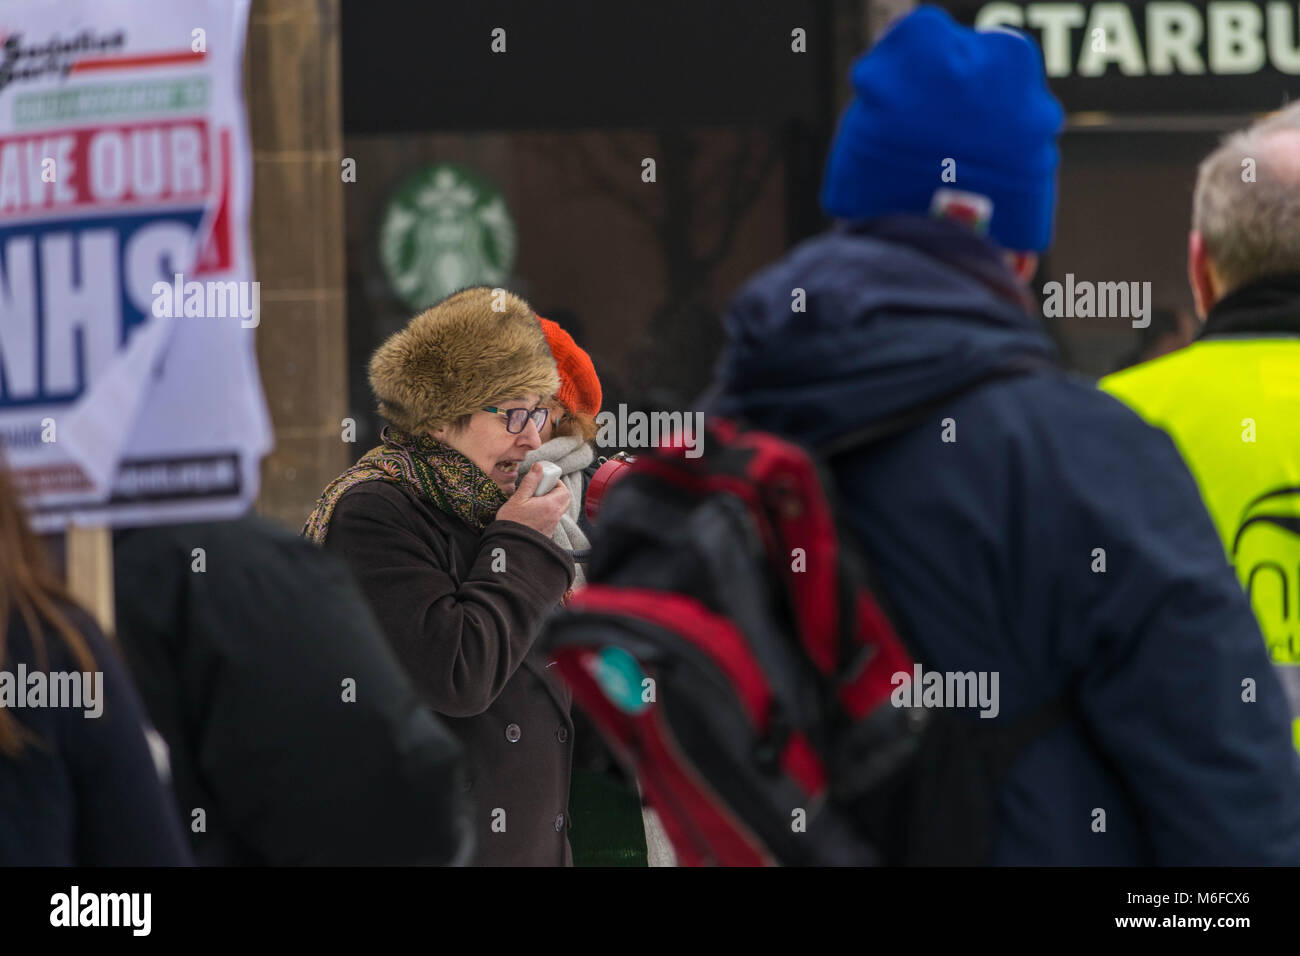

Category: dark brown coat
[324, 480, 575, 866]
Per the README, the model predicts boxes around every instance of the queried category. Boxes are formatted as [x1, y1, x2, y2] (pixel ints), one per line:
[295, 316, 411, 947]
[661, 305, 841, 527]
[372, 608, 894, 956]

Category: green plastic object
[592, 646, 650, 715]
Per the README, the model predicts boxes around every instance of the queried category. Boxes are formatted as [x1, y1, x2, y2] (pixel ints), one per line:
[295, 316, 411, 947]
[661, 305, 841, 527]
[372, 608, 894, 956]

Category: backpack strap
[818, 355, 1054, 460]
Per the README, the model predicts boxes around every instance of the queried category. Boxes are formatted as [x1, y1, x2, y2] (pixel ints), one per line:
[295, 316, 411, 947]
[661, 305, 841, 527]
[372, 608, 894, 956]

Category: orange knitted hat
[537, 316, 602, 417]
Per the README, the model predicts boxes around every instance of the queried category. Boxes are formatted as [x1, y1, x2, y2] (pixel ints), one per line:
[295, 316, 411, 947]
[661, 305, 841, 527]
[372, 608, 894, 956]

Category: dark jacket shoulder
[114, 515, 472, 865]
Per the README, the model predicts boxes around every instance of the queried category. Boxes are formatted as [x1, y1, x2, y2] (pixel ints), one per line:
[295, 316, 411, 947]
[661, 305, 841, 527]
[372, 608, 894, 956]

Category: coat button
[556, 726, 569, 743]
[505, 723, 522, 743]
[554, 813, 565, 831]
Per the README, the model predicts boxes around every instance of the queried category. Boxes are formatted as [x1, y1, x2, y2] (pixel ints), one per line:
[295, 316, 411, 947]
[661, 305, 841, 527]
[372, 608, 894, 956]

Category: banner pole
[65, 524, 115, 636]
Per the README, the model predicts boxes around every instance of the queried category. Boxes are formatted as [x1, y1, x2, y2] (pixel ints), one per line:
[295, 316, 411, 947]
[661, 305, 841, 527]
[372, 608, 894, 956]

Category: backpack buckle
[754, 706, 791, 774]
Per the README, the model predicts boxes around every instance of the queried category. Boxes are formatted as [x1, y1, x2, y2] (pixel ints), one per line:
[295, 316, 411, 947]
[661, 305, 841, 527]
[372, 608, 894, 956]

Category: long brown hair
[0, 464, 96, 756]
[550, 402, 599, 443]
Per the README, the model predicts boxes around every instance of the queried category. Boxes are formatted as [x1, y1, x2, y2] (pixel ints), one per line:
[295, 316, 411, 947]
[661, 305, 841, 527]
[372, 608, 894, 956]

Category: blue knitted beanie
[820, 5, 1064, 252]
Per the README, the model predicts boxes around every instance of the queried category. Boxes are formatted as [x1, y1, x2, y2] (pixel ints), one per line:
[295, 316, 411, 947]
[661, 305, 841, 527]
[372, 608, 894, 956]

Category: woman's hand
[495, 464, 571, 537]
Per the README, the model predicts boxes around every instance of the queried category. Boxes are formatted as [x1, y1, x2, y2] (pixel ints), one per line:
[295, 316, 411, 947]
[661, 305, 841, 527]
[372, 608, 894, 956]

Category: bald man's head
[1190, 103, 1300, 313]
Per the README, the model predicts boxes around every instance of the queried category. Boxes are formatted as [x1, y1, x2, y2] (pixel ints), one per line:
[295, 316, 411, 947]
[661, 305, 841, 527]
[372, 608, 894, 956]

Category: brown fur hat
[369, 287, 559, 433]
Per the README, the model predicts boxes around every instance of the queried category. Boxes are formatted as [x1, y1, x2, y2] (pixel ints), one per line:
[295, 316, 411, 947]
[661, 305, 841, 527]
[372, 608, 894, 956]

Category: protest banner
[0, 0, 269, 551]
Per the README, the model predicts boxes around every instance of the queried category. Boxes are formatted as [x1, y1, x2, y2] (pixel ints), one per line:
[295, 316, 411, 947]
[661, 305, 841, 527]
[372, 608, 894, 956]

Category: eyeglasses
[482, 404, 549, 434]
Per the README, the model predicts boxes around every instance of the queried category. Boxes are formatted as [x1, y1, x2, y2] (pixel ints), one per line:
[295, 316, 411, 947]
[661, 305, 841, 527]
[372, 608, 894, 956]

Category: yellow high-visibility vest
[1101, 338, 1300, 749]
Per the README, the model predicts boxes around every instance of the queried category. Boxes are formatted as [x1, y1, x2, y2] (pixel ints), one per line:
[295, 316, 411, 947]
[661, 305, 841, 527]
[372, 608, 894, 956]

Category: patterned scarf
[303, 425, 508, 545]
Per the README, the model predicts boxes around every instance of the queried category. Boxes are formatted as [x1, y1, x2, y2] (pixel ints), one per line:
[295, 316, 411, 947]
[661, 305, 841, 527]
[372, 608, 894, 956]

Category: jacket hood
[707, 216, 1058, 447]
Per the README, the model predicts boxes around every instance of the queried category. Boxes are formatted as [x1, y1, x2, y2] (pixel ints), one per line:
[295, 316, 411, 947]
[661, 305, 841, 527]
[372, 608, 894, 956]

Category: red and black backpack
[541, 372, 1063, 866]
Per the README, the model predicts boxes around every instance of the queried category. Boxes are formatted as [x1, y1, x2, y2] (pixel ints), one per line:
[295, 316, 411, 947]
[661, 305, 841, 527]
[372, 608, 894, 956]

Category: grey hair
[1192, 101, 1300, 292]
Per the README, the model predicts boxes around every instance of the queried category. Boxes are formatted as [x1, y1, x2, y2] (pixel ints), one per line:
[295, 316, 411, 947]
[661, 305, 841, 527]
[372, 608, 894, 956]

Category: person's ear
[430, 425, 447, 442]
[1005, 251, 1039, 284]
[1188, 231, 1218, 320]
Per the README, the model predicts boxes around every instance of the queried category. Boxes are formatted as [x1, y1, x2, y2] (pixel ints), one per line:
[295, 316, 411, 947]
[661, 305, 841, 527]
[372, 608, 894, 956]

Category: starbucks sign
[379, 163, 517, 310]
[943, 2, 1300, 113]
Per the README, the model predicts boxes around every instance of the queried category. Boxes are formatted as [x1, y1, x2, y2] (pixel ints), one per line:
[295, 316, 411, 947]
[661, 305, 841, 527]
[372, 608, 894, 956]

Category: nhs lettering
[0, 118, 215, 406]
[0, 211, 203, 405]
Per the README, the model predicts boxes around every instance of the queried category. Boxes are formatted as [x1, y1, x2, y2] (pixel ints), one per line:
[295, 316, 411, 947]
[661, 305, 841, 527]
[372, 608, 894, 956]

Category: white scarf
[521, 435, 594, 588]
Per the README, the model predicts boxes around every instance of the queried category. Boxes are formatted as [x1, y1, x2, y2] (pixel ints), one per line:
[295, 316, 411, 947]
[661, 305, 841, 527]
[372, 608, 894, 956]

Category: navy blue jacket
[709, 215, 1300, 864]
[0, 604, 192, 865]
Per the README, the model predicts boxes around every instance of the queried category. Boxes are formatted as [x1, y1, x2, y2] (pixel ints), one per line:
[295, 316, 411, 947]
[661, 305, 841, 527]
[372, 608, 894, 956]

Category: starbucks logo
[379, 163, 516, 310]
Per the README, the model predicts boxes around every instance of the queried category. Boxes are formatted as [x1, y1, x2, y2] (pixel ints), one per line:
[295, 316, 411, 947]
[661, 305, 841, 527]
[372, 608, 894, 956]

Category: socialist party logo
[0, 29, 127, 93]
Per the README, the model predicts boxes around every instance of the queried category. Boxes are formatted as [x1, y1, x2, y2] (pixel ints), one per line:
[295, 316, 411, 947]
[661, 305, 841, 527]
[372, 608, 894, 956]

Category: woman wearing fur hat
[304, 287, 577, 866]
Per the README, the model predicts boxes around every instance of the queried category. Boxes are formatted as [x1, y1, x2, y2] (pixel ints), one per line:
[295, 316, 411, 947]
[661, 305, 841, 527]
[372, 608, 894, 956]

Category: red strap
[551, 647, 774, 866]
[780, 731, 828, 797]
[838, 592, 914, 720]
